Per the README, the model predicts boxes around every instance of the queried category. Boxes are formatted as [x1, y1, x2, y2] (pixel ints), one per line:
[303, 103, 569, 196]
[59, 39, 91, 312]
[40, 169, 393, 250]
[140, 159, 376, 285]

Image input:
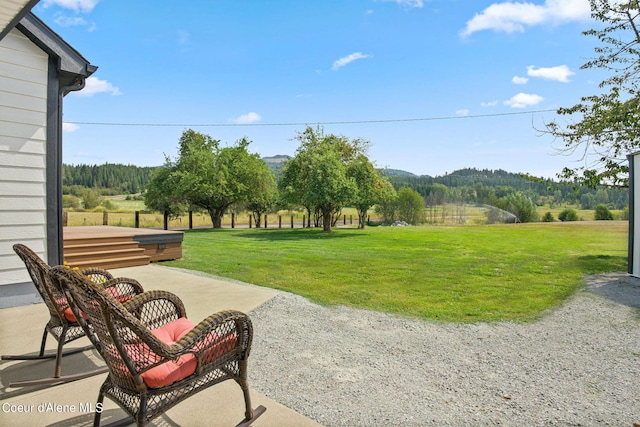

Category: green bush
[594, 204, 614, 220]
[558, 208, 579, 222]
[542, 212, 554, 222]
[62, 194, 80, 210]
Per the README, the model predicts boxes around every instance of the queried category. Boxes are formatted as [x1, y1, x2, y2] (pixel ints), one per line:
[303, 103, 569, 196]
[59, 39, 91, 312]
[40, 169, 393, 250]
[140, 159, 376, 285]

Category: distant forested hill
[63, 163, 157, 194]
[62, 162, 628, 209]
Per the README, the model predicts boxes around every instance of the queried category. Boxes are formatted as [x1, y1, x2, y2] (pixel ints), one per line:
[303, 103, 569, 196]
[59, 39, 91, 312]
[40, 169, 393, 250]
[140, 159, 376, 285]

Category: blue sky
[34, 0, 604, 178]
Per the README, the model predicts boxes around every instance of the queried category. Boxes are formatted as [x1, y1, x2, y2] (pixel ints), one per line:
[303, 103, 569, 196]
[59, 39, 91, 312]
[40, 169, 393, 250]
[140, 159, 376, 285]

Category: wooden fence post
[163, 211, 169, 230]
[63, 211, 68, 226]
[231, 213, 235, 229]
[303, 215, 306, 228]
[343, 214, 346, 225]
[264, 215, 268, 229]
[279, 215, 282, 229]
[103, 211, 108, 225]
[189, 211, 193, 229]
[350, 214, 353, 224]
[291, 215, 294, 228]
[249, 215, 252, 229]
[135, 211, 140, 228]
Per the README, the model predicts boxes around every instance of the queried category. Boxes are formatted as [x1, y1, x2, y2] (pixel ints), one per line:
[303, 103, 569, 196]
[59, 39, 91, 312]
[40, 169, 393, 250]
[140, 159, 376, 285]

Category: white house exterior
[0, 12, 96, 307]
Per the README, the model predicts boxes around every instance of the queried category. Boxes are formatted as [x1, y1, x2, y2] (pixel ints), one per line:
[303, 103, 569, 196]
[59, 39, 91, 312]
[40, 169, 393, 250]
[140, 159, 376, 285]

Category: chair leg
[94, 392, 105, 427]
[54, 327, 68, 378]
[8, 366, 108, 388]
[235, 361, 266, 427]
[38, 327, 48, 357]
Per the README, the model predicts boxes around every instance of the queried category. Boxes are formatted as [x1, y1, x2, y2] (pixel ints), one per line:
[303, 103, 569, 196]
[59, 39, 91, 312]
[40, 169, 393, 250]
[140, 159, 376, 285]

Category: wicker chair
[49, 265, 266, 427]
[1, 244, 144, 387]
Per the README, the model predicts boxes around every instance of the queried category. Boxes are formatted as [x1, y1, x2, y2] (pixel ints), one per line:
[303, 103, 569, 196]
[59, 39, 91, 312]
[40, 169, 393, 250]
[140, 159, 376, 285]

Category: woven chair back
[50, 266, 167, 392]
[13, 244, 67, 319]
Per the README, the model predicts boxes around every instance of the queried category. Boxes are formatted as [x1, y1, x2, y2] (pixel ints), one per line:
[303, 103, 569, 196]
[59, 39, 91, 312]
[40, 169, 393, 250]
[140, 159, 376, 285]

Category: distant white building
[0, 7, 96, 307]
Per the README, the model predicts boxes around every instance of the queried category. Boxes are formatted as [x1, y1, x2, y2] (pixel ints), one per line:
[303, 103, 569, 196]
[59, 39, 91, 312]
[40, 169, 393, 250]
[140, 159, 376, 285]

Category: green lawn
[164, 221, 628, 322]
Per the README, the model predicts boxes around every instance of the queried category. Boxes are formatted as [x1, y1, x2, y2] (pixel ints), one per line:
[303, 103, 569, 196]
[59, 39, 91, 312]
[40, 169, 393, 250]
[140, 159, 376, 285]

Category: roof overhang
[0, 0, 39, 40]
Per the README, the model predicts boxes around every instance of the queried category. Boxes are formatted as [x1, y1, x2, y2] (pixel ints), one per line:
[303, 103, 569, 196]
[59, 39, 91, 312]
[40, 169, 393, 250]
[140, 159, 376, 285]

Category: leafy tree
[580, 193, 595, 209]
[280, 127, 362, 232]
[396, 187, 425, 225]
[144, 162, 187, 219]
[558, 208, 579, 222]
[243, 157, 278, 228]
[545, 0, 640, 187]
[82, 188, 102, 210]
[594, 203, 614, 220]
[62, 194, 80, 210]
[504, 192, 539, 223]
[152, 129, 272, 228]
[347, 155, 394, 228]
[375, 186, 399, 224]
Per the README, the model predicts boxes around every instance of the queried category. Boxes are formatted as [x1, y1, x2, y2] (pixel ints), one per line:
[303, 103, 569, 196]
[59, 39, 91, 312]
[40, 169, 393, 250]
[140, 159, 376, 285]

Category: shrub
[62, 194, 80, 210]
[558, 208, 579, 222]
[594, 204, 614, 220]
[504, 192, 539, 223]
[542, 212, 554, 222]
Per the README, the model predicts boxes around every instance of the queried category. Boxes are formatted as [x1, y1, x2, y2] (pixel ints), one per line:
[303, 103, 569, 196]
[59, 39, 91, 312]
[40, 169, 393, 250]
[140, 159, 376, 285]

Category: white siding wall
[0, 28, 48, 286]
[631, 153, 640, 277]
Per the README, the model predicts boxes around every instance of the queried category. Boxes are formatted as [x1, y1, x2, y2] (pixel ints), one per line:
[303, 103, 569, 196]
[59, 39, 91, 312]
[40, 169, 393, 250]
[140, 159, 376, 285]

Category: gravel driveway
[249, 273, 640, 426]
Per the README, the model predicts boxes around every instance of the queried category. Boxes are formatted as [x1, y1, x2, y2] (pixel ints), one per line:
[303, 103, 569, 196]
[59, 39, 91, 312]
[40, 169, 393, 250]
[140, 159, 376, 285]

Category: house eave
[16, 12, 97, 80]
[0, 0, 39, 41]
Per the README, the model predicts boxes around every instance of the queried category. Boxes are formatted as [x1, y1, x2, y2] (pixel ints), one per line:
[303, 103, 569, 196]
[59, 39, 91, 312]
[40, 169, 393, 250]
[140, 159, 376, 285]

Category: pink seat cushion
[63, 287, 133, 322]
[141, 318, 197, 388]
[139, 317, 238, 388]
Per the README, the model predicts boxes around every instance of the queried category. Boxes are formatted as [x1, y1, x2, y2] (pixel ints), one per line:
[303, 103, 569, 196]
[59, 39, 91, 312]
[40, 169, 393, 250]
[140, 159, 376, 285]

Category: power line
[66, 109, 557, 128]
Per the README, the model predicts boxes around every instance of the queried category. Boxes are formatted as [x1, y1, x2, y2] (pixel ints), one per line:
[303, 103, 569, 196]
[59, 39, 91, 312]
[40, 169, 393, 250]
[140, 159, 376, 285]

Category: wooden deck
[63, 226, 183, 269]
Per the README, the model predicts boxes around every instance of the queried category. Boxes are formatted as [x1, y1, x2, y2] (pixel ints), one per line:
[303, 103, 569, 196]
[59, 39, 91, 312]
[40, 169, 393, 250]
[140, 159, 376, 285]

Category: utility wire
[66, 109, 557, 128]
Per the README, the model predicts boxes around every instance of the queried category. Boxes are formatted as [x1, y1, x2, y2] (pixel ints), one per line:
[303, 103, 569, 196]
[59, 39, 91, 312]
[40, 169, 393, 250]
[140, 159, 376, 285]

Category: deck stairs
[63, 235, 151, 270]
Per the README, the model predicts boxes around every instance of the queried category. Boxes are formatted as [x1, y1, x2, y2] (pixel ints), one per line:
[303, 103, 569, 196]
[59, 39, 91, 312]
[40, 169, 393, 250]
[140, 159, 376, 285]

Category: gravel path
[248, 273, 640, 426]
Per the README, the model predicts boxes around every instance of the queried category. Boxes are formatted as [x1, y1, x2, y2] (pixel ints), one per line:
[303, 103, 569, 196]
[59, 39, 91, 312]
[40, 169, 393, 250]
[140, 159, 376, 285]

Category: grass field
[164, 221, 628, 323]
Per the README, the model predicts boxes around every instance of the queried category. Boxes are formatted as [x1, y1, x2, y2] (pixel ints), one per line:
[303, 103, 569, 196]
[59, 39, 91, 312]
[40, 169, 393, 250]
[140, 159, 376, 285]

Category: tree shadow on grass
[575, 254, 628, 274]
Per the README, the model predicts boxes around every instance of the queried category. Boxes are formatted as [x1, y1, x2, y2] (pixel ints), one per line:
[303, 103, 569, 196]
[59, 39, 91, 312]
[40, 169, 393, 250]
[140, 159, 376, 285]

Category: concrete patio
[0, 265, 322, 427]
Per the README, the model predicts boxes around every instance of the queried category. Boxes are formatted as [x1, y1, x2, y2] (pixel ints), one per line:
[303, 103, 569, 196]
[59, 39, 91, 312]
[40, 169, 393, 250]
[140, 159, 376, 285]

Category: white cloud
[63, 122, 79, 132]
[380, 0, 424, 8]
[527, 65, 575, 82]
[332, 52, 371, 70]
[481, 101, 498, 107]
[456, 109, 470, 116]
[42, 0, 100, 13]
[512, 75, 529, 84]
[54, 14, 87, 27]
[74, 76, 122, 96]
[232, 112, 262, 124]
[504, 92, 544, 108]
[461, 0, 591, 37]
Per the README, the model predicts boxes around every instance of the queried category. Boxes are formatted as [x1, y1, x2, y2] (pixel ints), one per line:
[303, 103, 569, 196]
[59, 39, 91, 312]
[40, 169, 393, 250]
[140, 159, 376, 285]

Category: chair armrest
[81, 268, 114, 283]
[101, 277, 144, 301]
[122, 290, 187, 330]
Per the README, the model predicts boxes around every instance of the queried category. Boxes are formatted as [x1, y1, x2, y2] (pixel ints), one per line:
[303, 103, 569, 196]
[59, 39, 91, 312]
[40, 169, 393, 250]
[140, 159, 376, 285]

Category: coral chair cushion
[139, 317, 238, 388]
[63, 287, 133, 322]
[141, 318, 197, 388]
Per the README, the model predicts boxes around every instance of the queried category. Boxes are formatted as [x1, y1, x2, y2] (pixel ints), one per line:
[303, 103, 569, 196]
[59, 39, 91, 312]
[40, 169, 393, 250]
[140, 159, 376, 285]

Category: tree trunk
[253, 212, 262, 228]
[208, 209, 224, 228]
[358, 209, 367, 229]
[322, 209, 332, 232]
